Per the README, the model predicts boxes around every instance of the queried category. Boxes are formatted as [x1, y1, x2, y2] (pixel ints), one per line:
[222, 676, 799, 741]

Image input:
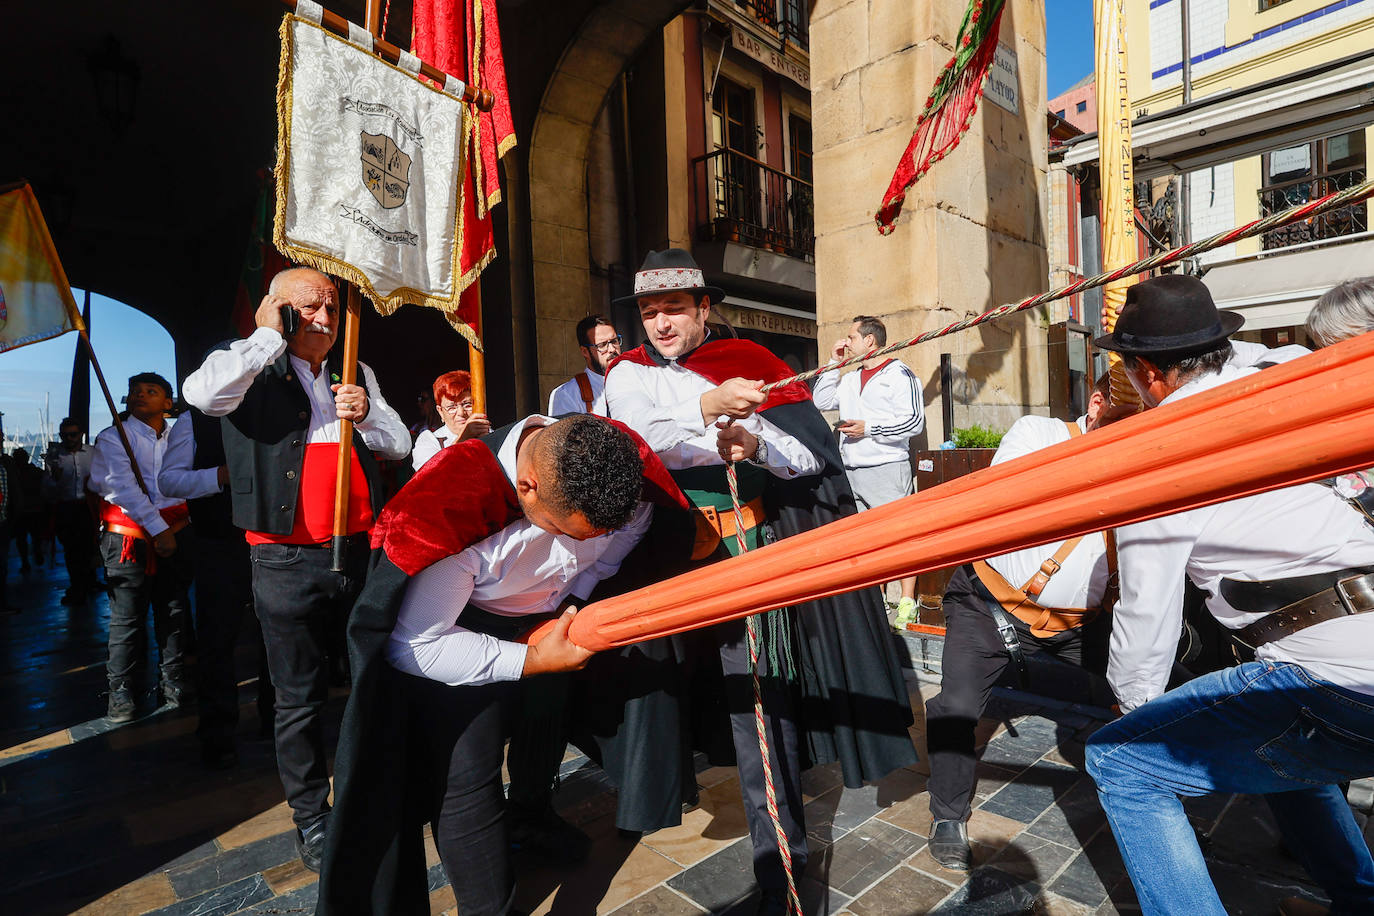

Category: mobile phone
[833, 419, 848, 430]
[279, 305, 301, 337]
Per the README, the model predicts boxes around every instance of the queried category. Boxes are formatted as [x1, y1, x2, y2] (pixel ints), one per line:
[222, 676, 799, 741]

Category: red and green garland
[874, 0, 1007, 234]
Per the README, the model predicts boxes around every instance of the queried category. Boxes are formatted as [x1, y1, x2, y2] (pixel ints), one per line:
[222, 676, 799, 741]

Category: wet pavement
[0, 543, 1359, 915]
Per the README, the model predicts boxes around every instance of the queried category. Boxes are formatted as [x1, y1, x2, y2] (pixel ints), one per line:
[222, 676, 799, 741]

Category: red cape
[373, 418, 688, 576]
[610, 338, 813, 411]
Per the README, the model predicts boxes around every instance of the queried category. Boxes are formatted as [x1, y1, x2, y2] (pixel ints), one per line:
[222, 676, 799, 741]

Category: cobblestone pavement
[0, 550, 1355, 915]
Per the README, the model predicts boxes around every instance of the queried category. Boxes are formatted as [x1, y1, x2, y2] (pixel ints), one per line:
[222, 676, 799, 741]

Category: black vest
[218, 350, 386, 536]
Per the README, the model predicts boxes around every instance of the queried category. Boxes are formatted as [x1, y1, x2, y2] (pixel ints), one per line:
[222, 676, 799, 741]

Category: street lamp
[87, 35, 141, 136]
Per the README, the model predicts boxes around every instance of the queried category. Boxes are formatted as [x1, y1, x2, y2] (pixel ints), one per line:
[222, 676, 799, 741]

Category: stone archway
[526, 0, 690, 407]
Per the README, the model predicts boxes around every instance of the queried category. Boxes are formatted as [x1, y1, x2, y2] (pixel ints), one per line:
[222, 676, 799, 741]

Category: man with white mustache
[183, 266, 410, 872]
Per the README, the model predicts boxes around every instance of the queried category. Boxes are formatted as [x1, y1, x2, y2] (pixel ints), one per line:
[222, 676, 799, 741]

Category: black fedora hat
[611, 248, 726, 307]
[1094, 274, 1243, 357]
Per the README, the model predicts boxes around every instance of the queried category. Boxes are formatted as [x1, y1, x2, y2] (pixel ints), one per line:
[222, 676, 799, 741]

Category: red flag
[412, 0, 517, 342]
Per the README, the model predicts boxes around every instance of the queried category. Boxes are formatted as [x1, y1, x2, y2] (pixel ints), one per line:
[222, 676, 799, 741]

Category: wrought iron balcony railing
[692, 147, 814, 259]
[735, 0, 808, 50]
[1260, 167, 1368, 251]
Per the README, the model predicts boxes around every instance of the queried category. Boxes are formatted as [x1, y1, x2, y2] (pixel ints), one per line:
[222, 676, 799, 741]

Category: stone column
[810, 0, 1050, 442]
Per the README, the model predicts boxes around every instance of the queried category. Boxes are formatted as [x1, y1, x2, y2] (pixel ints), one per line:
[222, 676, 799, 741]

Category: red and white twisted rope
[726, 460, 803, 916]
[764, 177, 1374, 394]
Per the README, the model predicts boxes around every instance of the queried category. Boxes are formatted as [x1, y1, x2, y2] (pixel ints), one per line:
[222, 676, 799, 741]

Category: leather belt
[966, 566, 1029, 689]
[104, 518, 190, 541]
[692, 497, 765, 560]
[1234, 572, 1374, 650]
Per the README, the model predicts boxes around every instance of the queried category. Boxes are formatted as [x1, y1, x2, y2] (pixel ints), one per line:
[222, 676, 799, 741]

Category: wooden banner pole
[329, 0, 382, 572]
[81, 328, 154, 499]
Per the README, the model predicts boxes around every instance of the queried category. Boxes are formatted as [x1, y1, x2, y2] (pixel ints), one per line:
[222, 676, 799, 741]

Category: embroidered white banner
[273, 14, 474, 342]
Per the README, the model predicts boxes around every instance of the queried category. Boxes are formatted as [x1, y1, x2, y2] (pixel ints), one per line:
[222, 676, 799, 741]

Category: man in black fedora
[1082, 274, 1374, 915]
[600, 248, 918, 914]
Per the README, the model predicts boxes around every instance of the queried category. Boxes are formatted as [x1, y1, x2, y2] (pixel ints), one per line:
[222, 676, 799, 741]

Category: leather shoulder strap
[1064, 420, 1082, 438]
[575, 372, 595, 412]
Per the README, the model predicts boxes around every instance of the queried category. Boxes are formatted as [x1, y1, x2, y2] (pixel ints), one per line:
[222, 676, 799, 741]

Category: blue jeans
[1085, 661, 1374, 915]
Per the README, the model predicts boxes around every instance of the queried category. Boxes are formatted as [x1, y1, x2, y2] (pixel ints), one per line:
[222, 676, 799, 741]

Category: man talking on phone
[812, 315, 925, 626]
[182, 266, 410, 872]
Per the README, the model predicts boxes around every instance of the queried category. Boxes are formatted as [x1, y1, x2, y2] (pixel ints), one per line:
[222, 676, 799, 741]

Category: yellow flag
[1094, 0, 1141, 407]
[0, 184, 84, 354]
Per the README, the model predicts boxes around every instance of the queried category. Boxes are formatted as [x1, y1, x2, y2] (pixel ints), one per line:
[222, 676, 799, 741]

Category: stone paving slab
[0, 552, 1348, 915]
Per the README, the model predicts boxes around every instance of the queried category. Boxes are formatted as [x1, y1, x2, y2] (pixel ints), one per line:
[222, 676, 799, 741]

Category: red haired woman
[412, 370, 491, 470]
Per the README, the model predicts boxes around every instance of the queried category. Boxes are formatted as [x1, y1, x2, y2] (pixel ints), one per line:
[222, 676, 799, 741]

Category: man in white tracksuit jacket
[813, 314, 925, 624]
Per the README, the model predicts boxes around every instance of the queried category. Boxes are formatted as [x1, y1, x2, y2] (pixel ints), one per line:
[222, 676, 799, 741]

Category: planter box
[906, 448, 998, 631]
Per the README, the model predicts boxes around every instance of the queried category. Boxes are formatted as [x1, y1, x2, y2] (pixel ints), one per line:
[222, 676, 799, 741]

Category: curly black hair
[539, 415, 643, 531]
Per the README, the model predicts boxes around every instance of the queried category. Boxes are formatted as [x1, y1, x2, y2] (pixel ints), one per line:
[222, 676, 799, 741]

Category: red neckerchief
[859, 359, 894, 392]
[609, 338, 812, 412]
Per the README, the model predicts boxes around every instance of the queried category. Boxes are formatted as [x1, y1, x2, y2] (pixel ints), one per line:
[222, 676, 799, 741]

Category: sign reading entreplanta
[986, 43, 1019, 115]
[731, 28, 809, 90]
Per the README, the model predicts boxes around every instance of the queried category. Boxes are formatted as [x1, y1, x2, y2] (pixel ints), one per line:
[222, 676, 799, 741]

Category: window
[1258, 0, 1292, 11]
[1076, 100, 1087, 113]
[788, 115, 812, 182]
[1259, 129, 1368, 250]
[1055, 109, 1066, 118]
[712, 77, 756, 155]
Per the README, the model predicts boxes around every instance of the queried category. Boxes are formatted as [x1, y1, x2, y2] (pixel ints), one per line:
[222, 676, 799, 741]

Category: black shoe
[928, 819, 972, 872]
[296, 815, 329, 873]
[757, 889, 790, 916]
[509, 810, 591, 865]
[107, 685, 137, 723]
[160, 679, 192, 710]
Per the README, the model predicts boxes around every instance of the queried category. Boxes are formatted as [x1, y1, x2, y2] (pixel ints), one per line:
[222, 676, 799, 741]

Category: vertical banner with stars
[273, 11, 479, 345]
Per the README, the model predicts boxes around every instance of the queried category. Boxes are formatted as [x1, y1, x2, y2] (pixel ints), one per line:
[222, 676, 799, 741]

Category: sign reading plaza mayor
[731, 28, 810, 91]
[273, 5, 476, 339]
[985, 43, 1020, 115]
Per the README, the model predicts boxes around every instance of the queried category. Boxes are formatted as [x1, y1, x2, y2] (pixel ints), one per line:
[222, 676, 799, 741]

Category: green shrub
[951, 424, 1004, 449]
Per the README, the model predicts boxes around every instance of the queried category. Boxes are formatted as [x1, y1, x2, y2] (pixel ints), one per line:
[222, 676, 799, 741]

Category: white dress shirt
[984, 415, 1110, 610]
[603, 355, 821, 478]
[385, 415, 654, 687]
[548, 370, 607, 416]
[811, 359, 925, 469]
[87, 417, 185, 536]
[156, 418, 227, 502]
[411, 427, 456, 471]
[46, 444, 94, 502]
[182, 326, 411, 461]
[1110, 363, 1374, 711]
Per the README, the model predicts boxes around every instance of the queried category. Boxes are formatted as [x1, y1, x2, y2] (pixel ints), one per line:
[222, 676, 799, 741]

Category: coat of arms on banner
[273, 12, 478, 344]
[361, 132, 412, 209]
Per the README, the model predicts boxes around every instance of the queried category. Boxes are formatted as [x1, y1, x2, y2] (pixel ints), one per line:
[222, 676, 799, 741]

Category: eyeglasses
[590, 336, 623, 354]
[439, 401, 474, 416]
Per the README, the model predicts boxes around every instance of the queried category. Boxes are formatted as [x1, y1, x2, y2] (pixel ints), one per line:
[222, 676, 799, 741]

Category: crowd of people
[16, 253, 1374, 915]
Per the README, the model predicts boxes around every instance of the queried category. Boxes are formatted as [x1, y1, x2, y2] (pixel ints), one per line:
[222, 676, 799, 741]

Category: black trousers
[55, 500, 97, 595]
[718, 617, 808, 892]
[407, 674, 517, 916]
[251, 537, 366, 829]
[925, 565, 1111, 823]
[102, 528, 196, 689]
[194, 534, 255, 750]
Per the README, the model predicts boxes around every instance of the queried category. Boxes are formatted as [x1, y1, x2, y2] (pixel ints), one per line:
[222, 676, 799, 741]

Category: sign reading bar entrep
[731, 28, 809, 91]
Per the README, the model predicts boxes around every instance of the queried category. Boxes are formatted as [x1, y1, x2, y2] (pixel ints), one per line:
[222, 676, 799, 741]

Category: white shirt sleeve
[810, 361, 841, 410]
[89, 428, 170, 537]
[548, 380, 583, 416]
[182, 327, 288, 417]
[156, 420, 223, 501]
[385, 551, 530, 686]
[568, 501, 654, 600]
[355, 362, 412, 461]
[1109, 513, 1198, 711]
[603, 362, 710, 452]
[411, 429, 442, 471]
[751, 414, 824, 479]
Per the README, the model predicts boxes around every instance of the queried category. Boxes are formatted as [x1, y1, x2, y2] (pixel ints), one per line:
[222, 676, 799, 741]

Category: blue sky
[1045, 0, 1097, 99]
[0, 290, 176, 445]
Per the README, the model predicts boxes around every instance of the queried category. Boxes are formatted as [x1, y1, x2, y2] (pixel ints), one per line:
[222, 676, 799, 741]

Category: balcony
[692, 148, 814, 260]
[1259, 167, 1368, 250]
[734, 0, 808, 50]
